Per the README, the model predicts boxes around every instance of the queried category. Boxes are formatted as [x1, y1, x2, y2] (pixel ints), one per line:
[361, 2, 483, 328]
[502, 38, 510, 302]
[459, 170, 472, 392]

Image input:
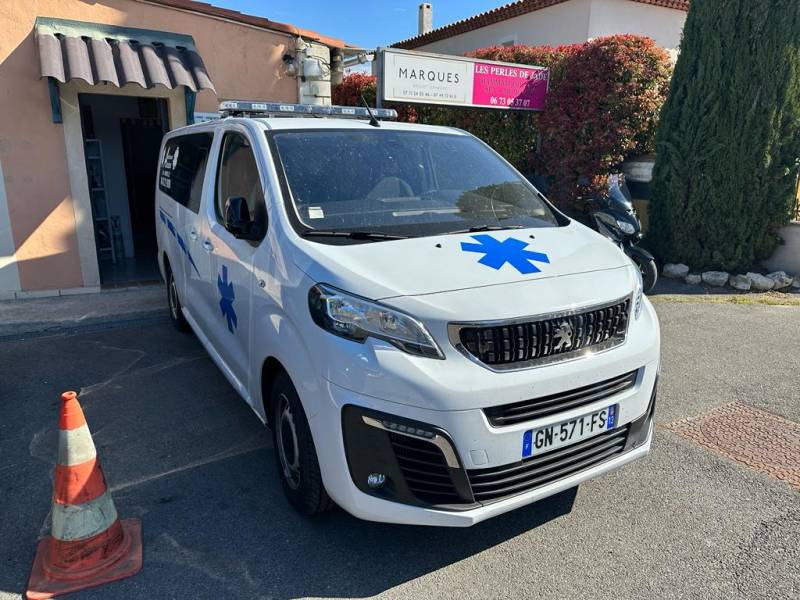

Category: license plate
[522, 405, 617, 458]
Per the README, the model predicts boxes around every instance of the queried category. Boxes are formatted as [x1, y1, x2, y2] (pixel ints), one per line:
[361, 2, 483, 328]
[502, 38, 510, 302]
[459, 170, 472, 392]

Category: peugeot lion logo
[553, 322, 573, 351]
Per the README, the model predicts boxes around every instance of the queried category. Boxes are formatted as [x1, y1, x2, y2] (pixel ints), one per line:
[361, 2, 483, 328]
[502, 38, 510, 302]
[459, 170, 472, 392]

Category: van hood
[291, 222, 631, 300]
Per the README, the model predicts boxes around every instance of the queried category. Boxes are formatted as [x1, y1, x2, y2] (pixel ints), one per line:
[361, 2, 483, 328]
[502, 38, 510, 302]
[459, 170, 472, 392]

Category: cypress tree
[647, 0, 800, 271]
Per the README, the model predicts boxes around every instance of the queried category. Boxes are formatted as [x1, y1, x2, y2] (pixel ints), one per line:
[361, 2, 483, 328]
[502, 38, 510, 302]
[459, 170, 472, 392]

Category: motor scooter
[526, 173, 658, 292]
[587, 174, 657, 293]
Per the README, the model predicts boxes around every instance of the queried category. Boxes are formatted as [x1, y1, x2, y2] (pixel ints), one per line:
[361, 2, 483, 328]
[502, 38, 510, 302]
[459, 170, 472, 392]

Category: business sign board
[377, 48, 549, 111]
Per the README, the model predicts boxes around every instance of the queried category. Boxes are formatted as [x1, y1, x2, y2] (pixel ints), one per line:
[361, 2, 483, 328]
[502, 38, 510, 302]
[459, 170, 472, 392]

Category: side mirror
[224, 196, 259, 240]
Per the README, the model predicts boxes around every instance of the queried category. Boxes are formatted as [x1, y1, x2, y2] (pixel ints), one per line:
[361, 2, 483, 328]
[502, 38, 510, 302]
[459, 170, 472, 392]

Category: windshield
[269, 129, 563, 240]
[607, 174, 634, 210]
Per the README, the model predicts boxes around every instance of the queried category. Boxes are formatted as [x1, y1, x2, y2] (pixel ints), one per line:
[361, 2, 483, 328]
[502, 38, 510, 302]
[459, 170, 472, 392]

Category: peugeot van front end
[260, 120, 660, 527]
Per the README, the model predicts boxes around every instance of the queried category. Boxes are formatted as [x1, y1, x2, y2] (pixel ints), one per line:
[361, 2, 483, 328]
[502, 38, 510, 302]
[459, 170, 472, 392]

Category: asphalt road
[1, 300, 798, 600]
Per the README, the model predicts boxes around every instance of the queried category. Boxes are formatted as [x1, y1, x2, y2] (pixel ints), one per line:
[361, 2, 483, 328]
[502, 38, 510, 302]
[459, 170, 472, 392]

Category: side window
[216, 132, 265, 223]
[159, 133, 213, 213]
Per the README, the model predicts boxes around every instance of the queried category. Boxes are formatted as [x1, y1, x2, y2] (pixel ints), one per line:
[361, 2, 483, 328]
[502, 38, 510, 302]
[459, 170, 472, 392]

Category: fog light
[367, 473, 386, 488]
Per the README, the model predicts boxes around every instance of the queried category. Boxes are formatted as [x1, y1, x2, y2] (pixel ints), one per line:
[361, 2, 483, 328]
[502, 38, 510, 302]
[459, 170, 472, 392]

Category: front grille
[388, 432, 461, 505]
[454, 298, 630, 369]
[484, 370, 638, 427]
[467, 425, 629, 503]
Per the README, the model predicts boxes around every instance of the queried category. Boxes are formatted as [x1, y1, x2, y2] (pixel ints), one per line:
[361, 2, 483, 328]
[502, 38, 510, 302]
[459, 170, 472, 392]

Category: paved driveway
[0, 300, 798, 599]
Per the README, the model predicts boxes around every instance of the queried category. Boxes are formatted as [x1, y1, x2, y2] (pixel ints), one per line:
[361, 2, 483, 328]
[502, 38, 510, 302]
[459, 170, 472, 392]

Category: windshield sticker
[159, 210, 199, 275]
[163, 145, 180, 170]
[160, 146, 179, 188]
[461, 234, 550, 274]
[307, 206, 325, 219]
[217, 265, 238, 334]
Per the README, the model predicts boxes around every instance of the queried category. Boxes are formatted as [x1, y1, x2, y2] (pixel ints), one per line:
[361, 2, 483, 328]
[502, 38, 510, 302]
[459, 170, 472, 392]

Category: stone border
[662, 263, 799, 293]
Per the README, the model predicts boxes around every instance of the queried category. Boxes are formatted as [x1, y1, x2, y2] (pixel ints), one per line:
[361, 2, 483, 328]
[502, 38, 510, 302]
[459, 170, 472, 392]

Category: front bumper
[309, 364, 658, 527]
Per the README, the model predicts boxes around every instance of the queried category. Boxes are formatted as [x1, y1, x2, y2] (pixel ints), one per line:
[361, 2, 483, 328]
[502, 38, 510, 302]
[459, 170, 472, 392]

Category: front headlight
[616, 219, 636, 235]
[633, 267, 644, 320]
[308, 284, 444, 359]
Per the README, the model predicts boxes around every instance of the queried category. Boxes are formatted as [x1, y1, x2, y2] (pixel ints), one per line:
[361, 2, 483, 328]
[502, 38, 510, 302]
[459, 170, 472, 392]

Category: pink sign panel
[472, 62, 549, 111]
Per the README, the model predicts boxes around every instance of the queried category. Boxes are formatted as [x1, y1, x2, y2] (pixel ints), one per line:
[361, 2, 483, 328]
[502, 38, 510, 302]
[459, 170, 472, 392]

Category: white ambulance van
[155, 101, 660, 526]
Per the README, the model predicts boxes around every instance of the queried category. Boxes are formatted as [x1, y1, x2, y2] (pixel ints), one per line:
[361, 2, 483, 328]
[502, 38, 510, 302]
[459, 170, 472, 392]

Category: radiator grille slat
[469, 433, 627, 489]
[472, 445, 625, 500]
[458, 299, 630, 370]
[485, 370, 638, 427]
[396, 453, 450, 470]
[399, 464, 454, 480]
[467, 426, 630, 503]
[389, 432, 461, 505]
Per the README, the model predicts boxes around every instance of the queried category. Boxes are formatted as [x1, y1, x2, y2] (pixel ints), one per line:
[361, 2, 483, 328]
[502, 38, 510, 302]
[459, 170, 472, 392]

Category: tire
[166, 265, 190, 332]
[270, 372, 333, 516]
[636, 256, 658, 294]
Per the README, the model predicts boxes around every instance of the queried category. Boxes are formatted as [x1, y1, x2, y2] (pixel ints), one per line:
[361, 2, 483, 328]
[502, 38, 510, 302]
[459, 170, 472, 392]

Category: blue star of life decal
[461, 234, 550, 274]
[217, 265, 237, 333]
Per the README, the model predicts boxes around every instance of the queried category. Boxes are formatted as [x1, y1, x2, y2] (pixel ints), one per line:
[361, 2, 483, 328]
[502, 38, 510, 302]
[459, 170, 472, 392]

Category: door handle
[202, 240, 214, 252]
[189, 229, 198, 240]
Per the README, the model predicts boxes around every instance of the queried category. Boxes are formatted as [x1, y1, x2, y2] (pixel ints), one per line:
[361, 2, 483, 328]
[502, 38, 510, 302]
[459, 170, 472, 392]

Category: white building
[392, 0, 688, 54]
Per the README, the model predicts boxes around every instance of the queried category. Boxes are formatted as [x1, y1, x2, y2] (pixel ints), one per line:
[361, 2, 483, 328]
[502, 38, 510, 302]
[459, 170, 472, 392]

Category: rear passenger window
[159, 133, 213, 213]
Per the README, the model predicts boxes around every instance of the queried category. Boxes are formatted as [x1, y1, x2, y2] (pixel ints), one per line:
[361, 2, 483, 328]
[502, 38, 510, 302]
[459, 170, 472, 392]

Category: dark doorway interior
[121, 116, 164, 262]
[79, 94, 169, 286]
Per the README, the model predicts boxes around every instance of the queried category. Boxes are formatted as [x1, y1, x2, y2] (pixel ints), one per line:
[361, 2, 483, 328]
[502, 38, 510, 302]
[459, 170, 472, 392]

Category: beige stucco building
[0, 0, 345, 298]
[394, 0, 688, 54]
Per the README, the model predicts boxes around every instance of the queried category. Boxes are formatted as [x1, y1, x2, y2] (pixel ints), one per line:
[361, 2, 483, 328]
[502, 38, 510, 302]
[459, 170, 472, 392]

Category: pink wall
[0, 0, 300, 290]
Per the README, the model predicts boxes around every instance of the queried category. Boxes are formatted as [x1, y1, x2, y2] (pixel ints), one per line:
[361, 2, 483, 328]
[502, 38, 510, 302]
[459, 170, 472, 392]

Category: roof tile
[36, 18, 216, 92]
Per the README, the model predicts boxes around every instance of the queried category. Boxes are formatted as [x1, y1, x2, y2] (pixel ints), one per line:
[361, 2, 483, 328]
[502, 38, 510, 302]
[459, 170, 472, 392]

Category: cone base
[26, 518, 142, 600]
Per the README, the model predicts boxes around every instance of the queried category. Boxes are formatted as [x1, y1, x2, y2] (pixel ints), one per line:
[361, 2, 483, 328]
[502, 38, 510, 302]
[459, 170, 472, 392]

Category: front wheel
[634, 255, 658, 293]
[270, 372, 333, 516]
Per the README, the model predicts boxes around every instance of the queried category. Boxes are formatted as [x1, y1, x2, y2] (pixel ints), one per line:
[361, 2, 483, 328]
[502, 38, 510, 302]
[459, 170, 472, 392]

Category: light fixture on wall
[282, 53, 298, 77]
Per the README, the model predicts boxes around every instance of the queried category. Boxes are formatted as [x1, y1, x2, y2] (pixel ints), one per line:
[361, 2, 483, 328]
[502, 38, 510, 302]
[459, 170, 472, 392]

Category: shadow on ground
[0, 324, 576, 599]
[112, 451, 576, 599]
[650, 277, 733, 296]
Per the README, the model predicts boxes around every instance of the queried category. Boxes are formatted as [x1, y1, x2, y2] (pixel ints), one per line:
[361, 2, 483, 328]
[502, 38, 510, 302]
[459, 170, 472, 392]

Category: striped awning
[34, 17, 216, 93]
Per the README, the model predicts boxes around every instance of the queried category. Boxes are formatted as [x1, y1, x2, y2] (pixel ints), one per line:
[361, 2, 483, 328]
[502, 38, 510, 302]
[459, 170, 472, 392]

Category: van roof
[171, 117, 466, 136]
[254, 117, 465, 134]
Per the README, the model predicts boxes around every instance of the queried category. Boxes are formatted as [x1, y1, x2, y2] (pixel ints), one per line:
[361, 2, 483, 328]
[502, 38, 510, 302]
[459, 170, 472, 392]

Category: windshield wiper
[443, 225, 527, 235]
[301, 230, 412, 241]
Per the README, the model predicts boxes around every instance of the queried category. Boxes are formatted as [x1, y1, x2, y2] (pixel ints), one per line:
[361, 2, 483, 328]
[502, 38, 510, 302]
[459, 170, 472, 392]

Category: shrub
[331, 72, 417, 122]
[647, 0, 800, 270]
[331, 72, 377, 106]
[333, 36, 672, 211]
[536, 36, 672, 208]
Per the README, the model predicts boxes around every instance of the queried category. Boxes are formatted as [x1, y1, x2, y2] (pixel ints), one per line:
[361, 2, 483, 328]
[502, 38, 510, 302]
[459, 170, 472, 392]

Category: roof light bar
[219, 100, 398, 120]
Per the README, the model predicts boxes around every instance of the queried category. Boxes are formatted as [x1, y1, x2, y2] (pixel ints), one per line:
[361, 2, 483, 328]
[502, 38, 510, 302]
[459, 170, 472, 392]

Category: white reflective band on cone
[51, 491, 118, 541]
[57, 424, 97, 466]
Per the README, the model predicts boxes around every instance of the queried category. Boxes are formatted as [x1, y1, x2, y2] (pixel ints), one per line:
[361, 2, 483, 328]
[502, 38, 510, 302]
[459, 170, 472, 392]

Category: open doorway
[79, 94, 169, 286]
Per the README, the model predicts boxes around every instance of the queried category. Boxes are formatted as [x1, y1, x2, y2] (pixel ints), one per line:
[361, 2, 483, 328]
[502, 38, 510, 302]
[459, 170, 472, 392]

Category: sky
[215, 1, 504, 48]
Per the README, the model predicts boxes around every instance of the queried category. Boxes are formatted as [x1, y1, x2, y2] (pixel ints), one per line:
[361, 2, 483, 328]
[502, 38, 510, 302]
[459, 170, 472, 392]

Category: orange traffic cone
[26, 391, 142, 599]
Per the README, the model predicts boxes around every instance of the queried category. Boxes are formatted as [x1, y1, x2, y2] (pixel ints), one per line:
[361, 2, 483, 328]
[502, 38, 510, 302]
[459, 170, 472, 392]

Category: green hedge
[537, 36, 671, 207]
[647, 0, 800, 270]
